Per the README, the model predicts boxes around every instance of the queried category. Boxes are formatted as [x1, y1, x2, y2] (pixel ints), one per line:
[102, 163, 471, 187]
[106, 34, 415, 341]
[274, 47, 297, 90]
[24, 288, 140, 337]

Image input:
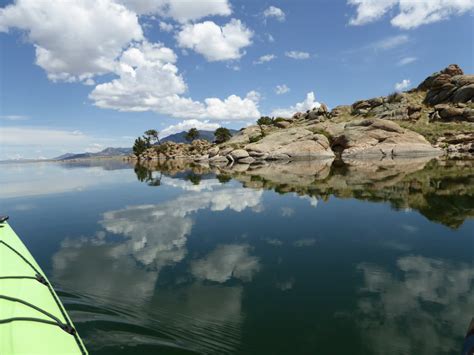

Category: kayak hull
[0, 221, 87, 354]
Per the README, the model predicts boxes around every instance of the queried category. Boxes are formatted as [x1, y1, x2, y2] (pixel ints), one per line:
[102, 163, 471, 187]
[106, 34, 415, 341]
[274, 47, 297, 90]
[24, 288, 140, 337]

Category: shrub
[387, 92, 403, 103]
[144, 129, 159, 144]
[257, 116, 273, 126]
[249, 135, 262, 143]
[214, 127, 232, 143]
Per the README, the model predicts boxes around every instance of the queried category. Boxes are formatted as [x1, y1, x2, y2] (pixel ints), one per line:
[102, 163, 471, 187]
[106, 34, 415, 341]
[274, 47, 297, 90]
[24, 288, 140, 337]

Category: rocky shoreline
[129, 64, 473, 165]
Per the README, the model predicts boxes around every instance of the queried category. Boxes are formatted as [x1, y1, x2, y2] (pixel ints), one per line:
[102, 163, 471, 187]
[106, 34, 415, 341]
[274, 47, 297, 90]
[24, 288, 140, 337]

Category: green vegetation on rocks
[214, 127, 232, 143]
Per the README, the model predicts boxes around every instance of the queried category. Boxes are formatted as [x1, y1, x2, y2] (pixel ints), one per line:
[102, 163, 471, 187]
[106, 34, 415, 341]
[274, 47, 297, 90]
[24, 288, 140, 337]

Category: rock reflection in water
[135, 157, 474, 228]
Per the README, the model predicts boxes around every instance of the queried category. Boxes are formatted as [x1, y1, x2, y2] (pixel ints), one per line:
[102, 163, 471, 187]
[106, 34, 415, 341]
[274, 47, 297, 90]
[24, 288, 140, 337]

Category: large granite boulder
[417, 64, 474, 105]
[244, 127, 335, 160]
[209, 155, 228, 164]
[332, 118, 442, 160]
[230, 149, 250, 160]
[418, 64, 463, 90]
[208, 146, 219, 157]
[429, 104, 474, 122]
[274, 120, 291, 129]
[293, 103, 330, 122]
[330, 105, 351, 119]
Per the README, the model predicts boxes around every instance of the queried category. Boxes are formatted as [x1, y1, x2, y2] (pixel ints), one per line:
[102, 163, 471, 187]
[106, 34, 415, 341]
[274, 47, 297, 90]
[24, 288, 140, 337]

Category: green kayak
[0, 217, 87, 354]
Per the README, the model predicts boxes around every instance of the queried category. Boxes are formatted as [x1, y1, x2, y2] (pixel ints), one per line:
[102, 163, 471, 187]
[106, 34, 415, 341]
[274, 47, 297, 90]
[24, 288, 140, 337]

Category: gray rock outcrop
[429, 103, 474, 122]
[331, 118, 442, 160]
[245, 127, 335, 160]
[418, 64, 474, 105]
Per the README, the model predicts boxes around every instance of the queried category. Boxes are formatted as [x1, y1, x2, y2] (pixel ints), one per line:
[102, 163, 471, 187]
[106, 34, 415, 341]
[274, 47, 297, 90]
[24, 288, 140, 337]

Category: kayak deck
[0, 220, 87, 354]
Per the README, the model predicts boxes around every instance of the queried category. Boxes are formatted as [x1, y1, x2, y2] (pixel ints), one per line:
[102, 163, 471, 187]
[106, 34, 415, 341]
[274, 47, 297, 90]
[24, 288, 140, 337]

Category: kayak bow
[0, 217, 87, 354]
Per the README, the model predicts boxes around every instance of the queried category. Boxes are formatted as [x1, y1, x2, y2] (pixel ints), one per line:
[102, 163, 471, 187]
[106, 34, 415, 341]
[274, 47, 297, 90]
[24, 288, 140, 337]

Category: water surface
[1, 158, 473, 354]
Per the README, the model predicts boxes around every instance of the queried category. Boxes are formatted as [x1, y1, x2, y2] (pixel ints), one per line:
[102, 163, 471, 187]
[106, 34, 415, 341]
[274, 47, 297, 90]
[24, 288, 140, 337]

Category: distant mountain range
[53, 129, 239, 160]
[54, 147, 132, 160]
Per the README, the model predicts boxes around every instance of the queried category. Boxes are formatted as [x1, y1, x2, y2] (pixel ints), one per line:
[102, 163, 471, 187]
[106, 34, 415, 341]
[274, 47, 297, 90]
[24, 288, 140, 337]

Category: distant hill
[161, 129, 238, 144]
[53, 129, 239, 160]
[54, 147, 132, 160]
[53, 153, 77, 160]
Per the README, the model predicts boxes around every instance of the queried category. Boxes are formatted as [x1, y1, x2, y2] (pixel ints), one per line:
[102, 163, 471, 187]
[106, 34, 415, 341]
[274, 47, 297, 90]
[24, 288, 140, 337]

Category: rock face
[331, 118, 442, 160]
[330, 105, 351, 119]
[230, 149, 250, 160]
[292, 104, 329, 122]
[429, 103, 474, 122]
[274, 120, 291, 129]
[417, 64, 474, 105]
[350, 93, 423, 121]
[347, 64, 474, 124]
[220, 126, 261, 147]
[208, 146, 219, 157]
[245, 127, 335, 160]
[436, 132, 474, 157]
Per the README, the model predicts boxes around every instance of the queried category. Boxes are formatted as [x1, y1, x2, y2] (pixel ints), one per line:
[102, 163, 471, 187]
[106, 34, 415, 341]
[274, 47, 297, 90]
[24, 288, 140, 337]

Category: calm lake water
[1, 158, 473, 354]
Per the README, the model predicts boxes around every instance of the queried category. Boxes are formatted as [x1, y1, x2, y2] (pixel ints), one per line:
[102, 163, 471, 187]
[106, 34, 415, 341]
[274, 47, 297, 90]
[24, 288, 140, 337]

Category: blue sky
[0, 0, 473, 159]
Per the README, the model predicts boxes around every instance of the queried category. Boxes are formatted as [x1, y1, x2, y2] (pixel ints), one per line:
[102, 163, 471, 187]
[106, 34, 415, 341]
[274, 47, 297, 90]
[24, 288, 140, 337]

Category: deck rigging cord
[0, 216, 87, 355]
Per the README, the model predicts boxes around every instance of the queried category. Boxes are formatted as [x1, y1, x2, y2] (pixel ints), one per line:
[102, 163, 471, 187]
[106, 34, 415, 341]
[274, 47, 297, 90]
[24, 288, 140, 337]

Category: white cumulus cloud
[394, 79, 411, 91]
[271, 92, 321, 117]
[90, 41, 186, 110]
[263, 6, 286, 21]
[161, 119, 220, 138]
[285, 51, 310, 60]
[0, 1, 259, 122]
[348, 0, 398, 26]
[118, 0, 232, 22]
[176, 19, 253, 62]
[275, 84, 290, 95]
[89, 41, 260, 120]
[348, 0, 474, 29]
[0, 0, 143, 82]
